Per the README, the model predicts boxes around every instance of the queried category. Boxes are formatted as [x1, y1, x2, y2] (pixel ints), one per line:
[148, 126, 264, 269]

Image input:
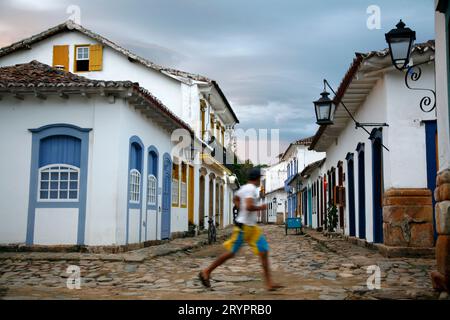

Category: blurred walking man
[199, 168, 283, 291]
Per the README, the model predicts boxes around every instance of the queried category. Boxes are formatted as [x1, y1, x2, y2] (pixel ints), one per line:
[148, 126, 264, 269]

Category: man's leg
[259, 251, 282, 290]
[201, 251, 235, 280]
[200, 227, 243, 286]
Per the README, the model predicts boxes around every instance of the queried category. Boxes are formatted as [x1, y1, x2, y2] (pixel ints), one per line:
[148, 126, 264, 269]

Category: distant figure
[199, 168, 283, 291]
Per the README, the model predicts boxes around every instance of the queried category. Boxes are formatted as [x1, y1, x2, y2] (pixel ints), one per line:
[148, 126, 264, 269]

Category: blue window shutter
[130, 143, 143, 171]
[39, 135, 81, 167]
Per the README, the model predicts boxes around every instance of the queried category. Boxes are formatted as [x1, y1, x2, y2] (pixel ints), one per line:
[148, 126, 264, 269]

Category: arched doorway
[371, 129, 384, 244]
[199, 175, 205, 230]
[209, 173, 215, 226]
[219, 184, 224, 228]
[215, 181, 220, 227]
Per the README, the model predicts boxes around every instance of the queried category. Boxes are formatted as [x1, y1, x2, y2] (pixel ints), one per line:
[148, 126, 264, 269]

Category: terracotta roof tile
[0, 61, 193, 133]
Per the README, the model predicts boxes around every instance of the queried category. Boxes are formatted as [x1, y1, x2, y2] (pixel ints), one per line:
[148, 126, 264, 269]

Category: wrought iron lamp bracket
[403, 61, 436, 113]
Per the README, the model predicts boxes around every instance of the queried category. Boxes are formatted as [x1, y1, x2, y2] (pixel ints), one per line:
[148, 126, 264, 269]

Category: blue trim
[424, 120, 438, 242]
[29, 123, 92, 134]
[26, 124, 90, 245]
[147, 146, 159, 211]
[357, 143, 366, 239]
[346, 153, 356, 237]
[371, 129, 384, 244]
[126, 136, 145, 245]
[145, 146, 159, 242]
[161, 153, 172, 240]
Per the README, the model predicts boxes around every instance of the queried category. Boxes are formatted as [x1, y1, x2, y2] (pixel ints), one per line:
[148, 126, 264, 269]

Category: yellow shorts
[223, 225, 269, 255]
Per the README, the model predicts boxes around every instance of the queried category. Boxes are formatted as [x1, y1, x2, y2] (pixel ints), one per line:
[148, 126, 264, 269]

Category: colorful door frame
[346, 153, 356, 237]
[26, 124, 91, 246]
[127, 136, 144, 244]
[371, 129, 384, 244]
[146, 146, 159, 242]
[424, 120, 438, 241]
[357, 143, 366, 240]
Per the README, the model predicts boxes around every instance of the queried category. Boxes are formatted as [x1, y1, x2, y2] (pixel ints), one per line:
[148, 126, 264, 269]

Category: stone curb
[304, 229, 435, 258]
[0, 228, 233, 263]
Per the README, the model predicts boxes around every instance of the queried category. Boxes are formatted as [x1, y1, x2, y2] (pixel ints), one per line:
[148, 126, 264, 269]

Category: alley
[0, 225, 441, 300]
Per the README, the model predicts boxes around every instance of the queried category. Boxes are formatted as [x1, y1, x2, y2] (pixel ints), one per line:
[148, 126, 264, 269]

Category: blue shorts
[223, 225, 269, 255]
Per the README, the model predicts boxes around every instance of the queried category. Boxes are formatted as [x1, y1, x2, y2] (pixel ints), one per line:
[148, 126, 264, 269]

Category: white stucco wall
[0, 93, 179, 245]
[312, 64, 435, 242]
[435, 11, 450, 171]
[0, 32, 184, 120]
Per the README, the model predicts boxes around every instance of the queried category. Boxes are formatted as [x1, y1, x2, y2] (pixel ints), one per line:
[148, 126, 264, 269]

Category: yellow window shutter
[89, 44, 103, 71]
[53, 45, 69, 71]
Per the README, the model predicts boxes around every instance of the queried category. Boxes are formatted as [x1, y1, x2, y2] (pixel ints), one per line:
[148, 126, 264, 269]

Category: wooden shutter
[89, 44, 103, 71]
[53, 45, 69, 71]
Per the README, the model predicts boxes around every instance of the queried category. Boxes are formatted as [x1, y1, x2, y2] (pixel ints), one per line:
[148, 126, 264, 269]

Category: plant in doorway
[325, 202, 338, 233]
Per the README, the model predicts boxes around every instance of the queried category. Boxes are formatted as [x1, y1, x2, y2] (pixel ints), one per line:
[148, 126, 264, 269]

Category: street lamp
[385, 20, 436, 113]
[313, 87, 335, 125]
[313, 79, 390, 151]
[385, 20, 416, 71]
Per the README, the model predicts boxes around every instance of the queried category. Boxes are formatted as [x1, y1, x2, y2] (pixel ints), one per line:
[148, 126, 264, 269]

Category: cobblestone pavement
[0, 225, 446, 300]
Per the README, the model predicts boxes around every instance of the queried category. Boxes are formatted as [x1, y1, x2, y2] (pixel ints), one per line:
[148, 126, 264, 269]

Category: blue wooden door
[346, 153, 356, 237]
[161, 154, 172, 240]
[357, 144, 366, 239]
[371, 130, 384, 243]
[308, 187, 313, 227]
[425, 120, 438, 242]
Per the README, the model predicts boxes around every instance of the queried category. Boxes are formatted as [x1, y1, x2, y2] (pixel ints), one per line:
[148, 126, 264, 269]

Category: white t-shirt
[235, 183, 259, 226]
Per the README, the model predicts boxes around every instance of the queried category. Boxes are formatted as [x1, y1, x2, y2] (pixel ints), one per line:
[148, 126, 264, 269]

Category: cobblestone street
[0, 225, 444, 300]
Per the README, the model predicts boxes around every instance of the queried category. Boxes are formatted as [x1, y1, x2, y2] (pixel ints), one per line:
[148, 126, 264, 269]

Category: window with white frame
[76, 46, 90, 60]
[129, 169, 141, 203]
[147, 175, 157, 206]
[38, 165, 80, 202]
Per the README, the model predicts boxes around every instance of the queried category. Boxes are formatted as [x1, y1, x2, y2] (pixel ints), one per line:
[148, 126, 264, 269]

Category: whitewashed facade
[306, 42, 437, 248]
[0, 21, 239, 246]
[261, 160, 288, 223]
[281, 138, 326, 219]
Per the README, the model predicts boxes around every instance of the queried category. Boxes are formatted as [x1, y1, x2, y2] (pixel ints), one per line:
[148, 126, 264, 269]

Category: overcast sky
[0, 0, 435, 163]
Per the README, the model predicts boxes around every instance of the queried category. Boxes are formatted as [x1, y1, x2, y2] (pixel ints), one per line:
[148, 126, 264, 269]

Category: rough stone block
[436, 183, 450, 202]
[436, 235, 450, 277]
[383, 223, 406, 247]
[436, 169, 450, 186]
[436, 201, 450, 235]
[410, 223, 434, 248]
[383, 188, 434, 248]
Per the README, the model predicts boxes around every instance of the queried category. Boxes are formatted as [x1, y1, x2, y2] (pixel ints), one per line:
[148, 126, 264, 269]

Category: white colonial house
[306, 41, 437, 252]
[261, 159, 288, 224]
[0, 20, 239, 247]
[281, 137, 326, 220]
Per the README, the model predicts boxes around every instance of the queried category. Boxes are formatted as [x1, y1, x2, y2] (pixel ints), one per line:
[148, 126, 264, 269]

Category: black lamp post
[313, 87, 335, 125]
[385, 20, 436, 113]
[385, 20, 416, 71]
[313, 79, 390, 151]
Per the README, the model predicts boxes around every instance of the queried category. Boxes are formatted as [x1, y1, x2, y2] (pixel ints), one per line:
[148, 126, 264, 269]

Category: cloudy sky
[0, 0, 435, 163]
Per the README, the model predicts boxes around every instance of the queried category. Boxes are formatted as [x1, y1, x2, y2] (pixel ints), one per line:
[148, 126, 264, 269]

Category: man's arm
[245, 197, 267, 212]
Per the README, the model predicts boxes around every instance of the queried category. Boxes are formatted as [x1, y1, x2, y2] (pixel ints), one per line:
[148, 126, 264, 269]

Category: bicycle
[207, 216, 217, 244]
